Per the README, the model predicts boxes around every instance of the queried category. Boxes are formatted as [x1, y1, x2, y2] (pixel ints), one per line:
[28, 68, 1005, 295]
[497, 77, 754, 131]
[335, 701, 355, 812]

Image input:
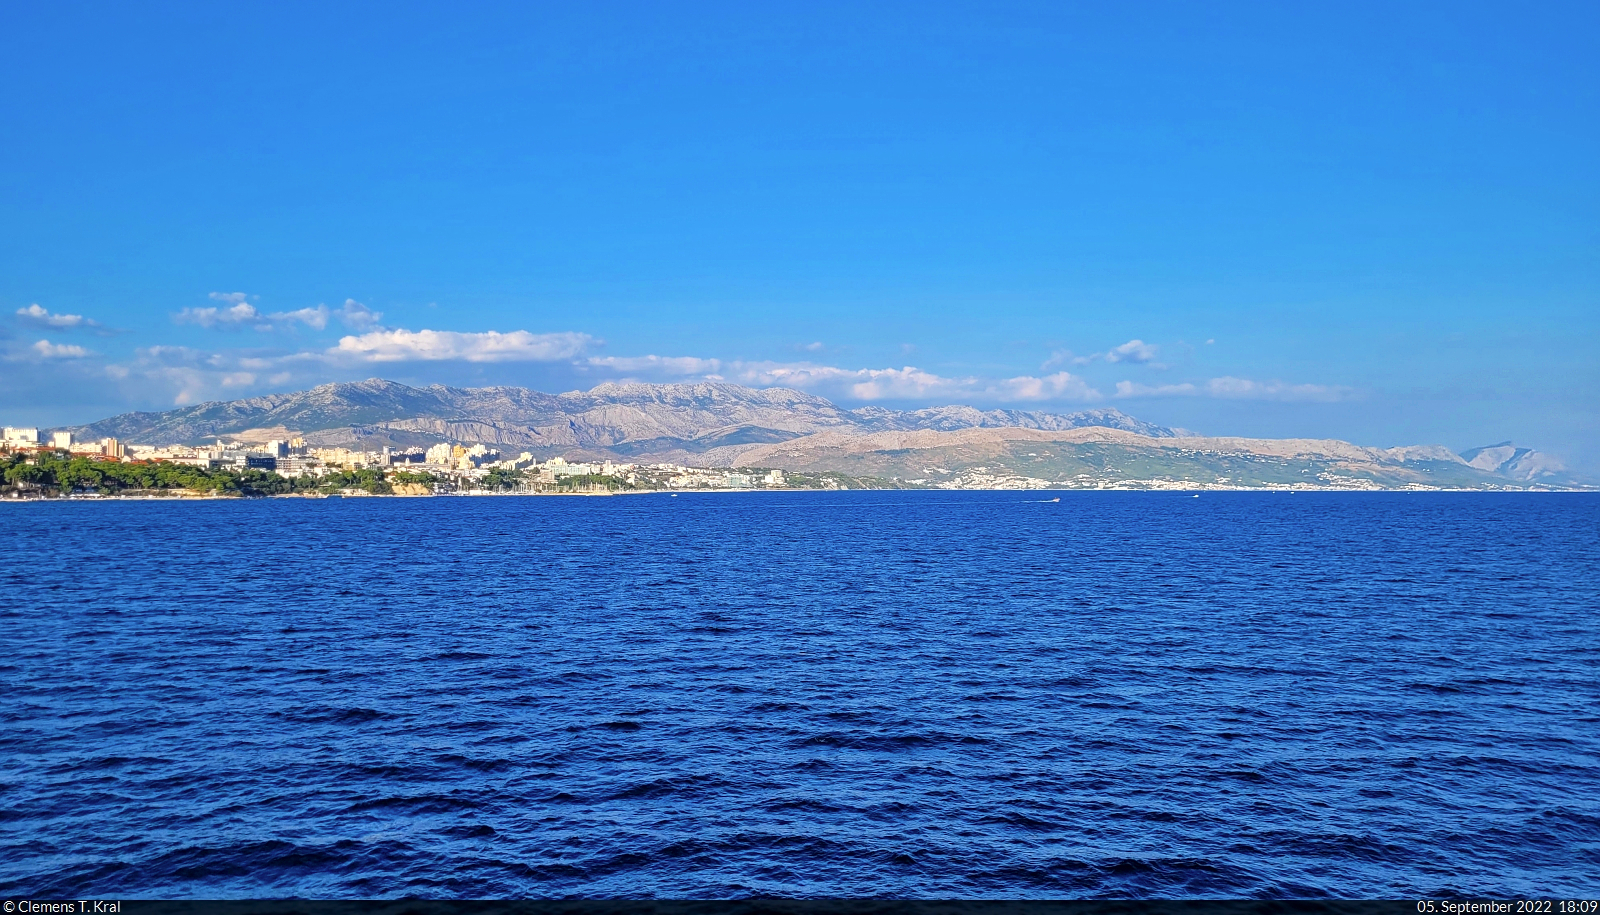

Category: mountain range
[56, 378, 1583, 490]
[62, 378, 1185, 452]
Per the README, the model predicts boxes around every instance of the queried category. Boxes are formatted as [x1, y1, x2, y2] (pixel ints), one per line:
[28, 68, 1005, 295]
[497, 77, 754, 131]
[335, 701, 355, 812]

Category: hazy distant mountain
[59, 378, 1185, 453]
[1459, 442, 1568, 482]
[686, 426, 1587, 490]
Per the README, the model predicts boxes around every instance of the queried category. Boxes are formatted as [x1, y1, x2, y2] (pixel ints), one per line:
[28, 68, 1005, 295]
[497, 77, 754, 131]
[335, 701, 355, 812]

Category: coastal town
[2, 420, 1572, 497]
[0, 424, 823, 497]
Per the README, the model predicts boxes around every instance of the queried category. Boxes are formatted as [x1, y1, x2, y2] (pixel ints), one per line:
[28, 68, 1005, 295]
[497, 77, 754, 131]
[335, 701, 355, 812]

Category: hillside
[52, 378, 1584, 490]
[61, 378, 1184, 453]
[694, 426, 1573, 490]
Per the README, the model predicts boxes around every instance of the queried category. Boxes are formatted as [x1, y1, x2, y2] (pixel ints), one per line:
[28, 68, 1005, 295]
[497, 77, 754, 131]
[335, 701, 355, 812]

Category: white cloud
[176, 293, 381, 332]
[97, 322, 596, 405]
[1104, 339, 1159, 364]
[845, 366, 965, 400]
[1203, 376, 1350, 402]
[248, 299, 383, 332]
[1047, 339, 1164, 369]
[338, 299, 383, 330]
[1114, 376, 1350, 402]
[994, 371, 1103, 402]
[797, 341, 825, 352]
[175, 301, 263, 328]
[1115, 381, 1199, 398]
[720, 362, 952, 398]
[16, 304, 102, 330]
[580, 354, 1090, 403]
[101, 316, 1360, 413]
[32, 339, 94, 359]
[332, 328, 594, 363]
[721, 361, 1104, 403]
[1041, 349, 1081, 369]
[270, 306, 330, 330]
[588, 354, 724, 375]
[103, 345, 284, 405]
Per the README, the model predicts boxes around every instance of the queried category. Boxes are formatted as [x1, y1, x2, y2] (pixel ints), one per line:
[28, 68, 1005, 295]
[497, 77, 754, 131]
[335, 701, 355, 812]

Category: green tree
[481, 467, 524, 491]
[5, 462, 46, 487]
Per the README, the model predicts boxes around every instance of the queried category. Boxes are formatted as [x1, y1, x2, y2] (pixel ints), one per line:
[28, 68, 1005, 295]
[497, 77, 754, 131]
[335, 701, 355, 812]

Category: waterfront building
[276, 456, 316, 475]
[309, 447, 371, 468]
[550, 460, 597, 477]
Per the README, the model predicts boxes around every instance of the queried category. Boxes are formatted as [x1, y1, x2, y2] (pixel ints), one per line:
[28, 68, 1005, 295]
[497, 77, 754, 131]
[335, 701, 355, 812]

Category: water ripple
[1, 491, 1597, 897]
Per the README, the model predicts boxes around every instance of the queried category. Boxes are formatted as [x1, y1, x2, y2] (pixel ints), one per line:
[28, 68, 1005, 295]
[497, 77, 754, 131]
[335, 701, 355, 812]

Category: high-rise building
[50, 431, 73, 449]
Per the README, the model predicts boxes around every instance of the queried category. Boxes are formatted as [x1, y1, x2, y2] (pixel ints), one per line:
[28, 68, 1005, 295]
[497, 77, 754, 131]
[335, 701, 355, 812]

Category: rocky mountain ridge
[61, 378, 1186, 452]
[52, 378, 1581, 489]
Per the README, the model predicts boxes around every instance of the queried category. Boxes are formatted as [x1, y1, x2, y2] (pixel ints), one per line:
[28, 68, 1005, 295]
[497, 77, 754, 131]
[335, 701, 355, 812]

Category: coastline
[1, 484, 1590, 503]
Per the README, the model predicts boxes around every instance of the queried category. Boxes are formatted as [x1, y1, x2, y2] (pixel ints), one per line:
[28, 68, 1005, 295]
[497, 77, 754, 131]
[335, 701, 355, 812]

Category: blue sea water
[1, 491, 1597, 899]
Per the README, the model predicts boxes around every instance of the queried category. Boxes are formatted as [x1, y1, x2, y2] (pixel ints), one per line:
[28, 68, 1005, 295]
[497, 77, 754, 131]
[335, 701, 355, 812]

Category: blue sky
[3, 2, 1596, 467]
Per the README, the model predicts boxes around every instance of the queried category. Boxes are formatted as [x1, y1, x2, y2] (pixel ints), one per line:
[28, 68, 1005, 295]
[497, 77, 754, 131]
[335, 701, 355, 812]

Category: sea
[2, 491, 1597, 899]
